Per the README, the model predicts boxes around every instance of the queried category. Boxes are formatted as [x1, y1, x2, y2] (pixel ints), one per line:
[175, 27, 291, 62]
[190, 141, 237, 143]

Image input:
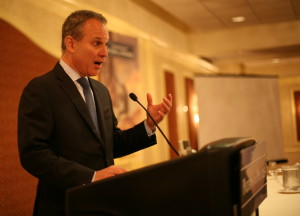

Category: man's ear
[64, 36, 76, 53]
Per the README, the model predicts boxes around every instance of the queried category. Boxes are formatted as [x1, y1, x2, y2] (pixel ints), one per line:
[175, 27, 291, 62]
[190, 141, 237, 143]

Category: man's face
[71, 19, 109, 77]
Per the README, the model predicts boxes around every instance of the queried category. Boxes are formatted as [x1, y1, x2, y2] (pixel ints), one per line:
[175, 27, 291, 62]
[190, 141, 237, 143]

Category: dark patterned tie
[77, 77, 100, 135]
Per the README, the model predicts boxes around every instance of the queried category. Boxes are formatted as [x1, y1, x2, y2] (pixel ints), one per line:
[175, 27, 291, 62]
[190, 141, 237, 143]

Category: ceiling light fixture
[231, 16, 246, 23]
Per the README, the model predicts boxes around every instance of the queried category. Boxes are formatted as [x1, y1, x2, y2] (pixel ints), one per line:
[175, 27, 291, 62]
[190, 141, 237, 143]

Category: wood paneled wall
[185, 78, 198, 151]
[164, 71, 179, 158]
[0, 19, 58, 216]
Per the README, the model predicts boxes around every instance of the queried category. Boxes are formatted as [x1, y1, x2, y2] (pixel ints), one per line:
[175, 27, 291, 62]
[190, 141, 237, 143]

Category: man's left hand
[146, 93, 172, 130]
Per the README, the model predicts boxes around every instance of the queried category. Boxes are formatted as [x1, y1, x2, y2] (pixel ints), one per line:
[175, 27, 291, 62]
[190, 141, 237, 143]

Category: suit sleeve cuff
[144, 120, 156, 136]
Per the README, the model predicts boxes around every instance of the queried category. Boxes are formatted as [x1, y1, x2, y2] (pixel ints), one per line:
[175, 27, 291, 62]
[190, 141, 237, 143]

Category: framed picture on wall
[99, 31, 143, 130]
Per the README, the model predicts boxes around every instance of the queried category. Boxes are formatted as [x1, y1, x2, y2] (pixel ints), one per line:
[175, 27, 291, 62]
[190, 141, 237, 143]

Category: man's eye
[95, 41, 101, 46]
[105, 42, 111, 48]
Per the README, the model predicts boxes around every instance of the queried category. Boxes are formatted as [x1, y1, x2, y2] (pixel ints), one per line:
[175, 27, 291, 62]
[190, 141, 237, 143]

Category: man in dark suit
[18, 10, 172, 216]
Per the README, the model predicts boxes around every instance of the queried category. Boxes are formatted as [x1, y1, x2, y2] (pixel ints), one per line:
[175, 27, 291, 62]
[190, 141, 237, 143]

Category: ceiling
[132, 0, 300, 66]
[150, 0, 300, 32]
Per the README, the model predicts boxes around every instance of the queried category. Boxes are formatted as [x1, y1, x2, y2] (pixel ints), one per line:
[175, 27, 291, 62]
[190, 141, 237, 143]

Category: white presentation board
[195, 75, 284, 161]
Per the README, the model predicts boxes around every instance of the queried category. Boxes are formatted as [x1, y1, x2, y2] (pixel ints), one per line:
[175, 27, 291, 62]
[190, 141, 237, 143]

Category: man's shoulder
[24, 63, 62, 90]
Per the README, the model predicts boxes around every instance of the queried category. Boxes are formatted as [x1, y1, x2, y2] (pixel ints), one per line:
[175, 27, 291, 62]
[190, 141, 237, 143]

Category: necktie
[77, 78, 100, 134]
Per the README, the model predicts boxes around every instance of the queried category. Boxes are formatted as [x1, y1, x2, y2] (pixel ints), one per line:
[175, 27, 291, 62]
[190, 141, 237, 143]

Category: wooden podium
[66, 137, 267, 216]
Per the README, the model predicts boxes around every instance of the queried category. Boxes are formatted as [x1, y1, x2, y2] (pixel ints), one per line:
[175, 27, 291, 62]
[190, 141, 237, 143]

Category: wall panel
[0, 19, 58, 215]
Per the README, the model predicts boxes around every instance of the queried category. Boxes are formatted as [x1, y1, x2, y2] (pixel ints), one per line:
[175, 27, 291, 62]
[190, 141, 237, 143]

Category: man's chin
[88, 69, 101, 77]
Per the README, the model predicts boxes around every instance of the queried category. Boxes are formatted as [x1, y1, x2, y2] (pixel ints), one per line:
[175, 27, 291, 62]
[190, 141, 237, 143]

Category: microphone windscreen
[129, 93, 138, 101]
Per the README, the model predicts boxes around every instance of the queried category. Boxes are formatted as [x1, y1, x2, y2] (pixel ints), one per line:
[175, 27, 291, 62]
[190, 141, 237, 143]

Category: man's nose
[99, 46, 108, 57]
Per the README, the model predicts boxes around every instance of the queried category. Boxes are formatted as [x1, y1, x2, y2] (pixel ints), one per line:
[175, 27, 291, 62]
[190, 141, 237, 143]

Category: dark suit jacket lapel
[53, 63, 102, 141]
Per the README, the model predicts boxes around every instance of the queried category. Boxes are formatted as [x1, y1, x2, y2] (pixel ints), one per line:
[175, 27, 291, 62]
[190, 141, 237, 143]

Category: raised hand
[146, 93, 172, 130]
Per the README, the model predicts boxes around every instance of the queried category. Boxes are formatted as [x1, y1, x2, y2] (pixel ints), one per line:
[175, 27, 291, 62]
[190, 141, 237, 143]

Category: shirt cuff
[91, 171, 96, 182]
[144, 120, 156, 136]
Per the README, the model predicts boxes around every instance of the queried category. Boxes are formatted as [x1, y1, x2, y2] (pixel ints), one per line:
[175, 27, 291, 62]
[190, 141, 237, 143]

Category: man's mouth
[94, 61, 102, 66]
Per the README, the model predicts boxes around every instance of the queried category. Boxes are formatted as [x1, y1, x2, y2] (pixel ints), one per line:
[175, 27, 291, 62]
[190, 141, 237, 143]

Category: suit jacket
[18, 63, 156, 216]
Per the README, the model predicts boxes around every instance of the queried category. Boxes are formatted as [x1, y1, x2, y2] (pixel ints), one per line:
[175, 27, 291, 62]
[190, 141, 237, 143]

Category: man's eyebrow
[93, 36, 109, 40]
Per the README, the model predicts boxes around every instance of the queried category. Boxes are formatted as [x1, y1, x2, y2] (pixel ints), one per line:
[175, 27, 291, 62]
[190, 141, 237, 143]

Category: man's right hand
[93, 165, 127, 182]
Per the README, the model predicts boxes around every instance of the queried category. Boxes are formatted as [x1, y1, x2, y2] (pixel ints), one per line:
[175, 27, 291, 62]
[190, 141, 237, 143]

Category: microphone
[129, 93, 179, 157]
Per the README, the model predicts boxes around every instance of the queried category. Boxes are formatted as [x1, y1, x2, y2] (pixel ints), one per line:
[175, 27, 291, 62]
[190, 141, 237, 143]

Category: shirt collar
[59, 59, 87, 82]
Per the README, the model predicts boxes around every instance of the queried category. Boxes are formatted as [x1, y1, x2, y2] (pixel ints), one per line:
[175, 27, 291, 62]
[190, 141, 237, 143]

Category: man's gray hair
[61, 10, 107, 51]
